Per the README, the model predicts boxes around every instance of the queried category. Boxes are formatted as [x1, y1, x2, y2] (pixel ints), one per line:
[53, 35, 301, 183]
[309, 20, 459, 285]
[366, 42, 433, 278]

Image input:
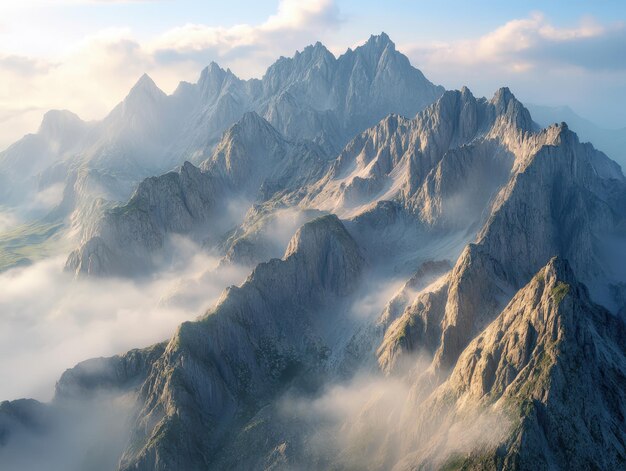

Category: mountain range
[0, 33, 442, 249]
[1, 33, 625, 471]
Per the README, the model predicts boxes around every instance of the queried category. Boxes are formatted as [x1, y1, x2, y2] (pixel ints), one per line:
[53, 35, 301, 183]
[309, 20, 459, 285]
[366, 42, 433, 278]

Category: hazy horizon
[1, 0, 625, 150]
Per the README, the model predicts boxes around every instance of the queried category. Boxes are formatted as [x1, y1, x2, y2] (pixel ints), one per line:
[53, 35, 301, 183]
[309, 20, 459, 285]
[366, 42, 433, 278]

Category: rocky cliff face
[65, 112, 333, 276]
[54, 343, 166, 401]
[115, 215, 364, 470]
[65, 161, 222, 275]
[379, 120, 626, 377]
[394, 258, 626, 470]
[303, 86, 531, 222]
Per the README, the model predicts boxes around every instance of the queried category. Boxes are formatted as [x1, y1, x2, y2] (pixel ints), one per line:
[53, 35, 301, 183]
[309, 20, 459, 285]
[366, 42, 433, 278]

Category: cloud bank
[408, 13, 626, 73]
[279, 357, 511, 470]
[405, 13, 626, 127]
[0, 243, 248, 402]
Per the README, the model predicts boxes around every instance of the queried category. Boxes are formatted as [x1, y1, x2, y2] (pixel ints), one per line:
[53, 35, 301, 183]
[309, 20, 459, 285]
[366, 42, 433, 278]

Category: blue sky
[1, 0, 625, 147]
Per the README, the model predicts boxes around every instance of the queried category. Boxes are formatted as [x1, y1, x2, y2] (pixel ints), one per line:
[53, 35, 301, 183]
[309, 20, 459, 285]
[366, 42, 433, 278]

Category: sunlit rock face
[390, 258, 626, 471]
[117, 215, 365, 470]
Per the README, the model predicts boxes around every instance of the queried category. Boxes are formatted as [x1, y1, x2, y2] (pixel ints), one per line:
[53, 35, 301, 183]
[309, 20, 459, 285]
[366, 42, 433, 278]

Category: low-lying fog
[0, 242, 249, 401]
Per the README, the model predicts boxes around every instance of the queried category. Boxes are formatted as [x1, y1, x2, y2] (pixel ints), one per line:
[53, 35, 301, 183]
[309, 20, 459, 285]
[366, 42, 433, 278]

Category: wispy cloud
[401, 13, 626, 128]
[407, 13, 626, 73]
[279, 357, 511, 470]
[0, 240, 249, 402]
[149, 0, 341, 70]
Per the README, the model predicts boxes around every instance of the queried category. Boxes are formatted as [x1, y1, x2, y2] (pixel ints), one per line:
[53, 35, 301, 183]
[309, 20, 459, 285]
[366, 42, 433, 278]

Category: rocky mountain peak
[363, 32, 395, 51]
[420, 256, 626, 469]
[203, 112, 285, 179]
[37, 109, 85, 140]
[235, 110, 278, 135]
[114, 73, 168, 125]
[489, 86, 534, 131]
[198, 61, 228, 85]
[196, 61, 241, 102]
[126, 73, 165, 101]
[298, 40, 334, 61]
[281, 215, 364, 296]
[541, 255, 576, 285]
[285, 214, 354, 258]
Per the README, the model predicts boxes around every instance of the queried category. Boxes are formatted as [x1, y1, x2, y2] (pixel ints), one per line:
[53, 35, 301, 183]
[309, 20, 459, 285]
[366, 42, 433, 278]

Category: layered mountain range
[1, 33, 625, 471]
[0, 33, 442, 241]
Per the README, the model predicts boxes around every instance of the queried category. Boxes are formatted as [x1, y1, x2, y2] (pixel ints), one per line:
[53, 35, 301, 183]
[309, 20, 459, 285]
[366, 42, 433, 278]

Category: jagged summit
[201, 60, 225, 75]
[490, 86, 534, 130]
[543, 255, 576, 282]
[296, 40, 334, 58]
[109, 72, 168, 129]
[126, 73, 165, 100]
[37, 109, 86, 143]
[364, 31, 395, 50]
[417, 256, 626, 469]
[197, 61, 238, 91]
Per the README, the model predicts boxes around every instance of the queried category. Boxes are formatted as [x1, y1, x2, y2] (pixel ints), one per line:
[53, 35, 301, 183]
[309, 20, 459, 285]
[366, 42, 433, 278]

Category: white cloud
[279, 359, 511, 469]
[406, 13, 624, 73]
[401, 13, 626, 128]
[0, 244, 249, 402]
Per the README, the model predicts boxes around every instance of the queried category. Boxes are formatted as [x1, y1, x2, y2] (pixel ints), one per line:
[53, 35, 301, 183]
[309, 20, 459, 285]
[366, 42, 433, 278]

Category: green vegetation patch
[439, 450, 502, 471]
[550, 282, 570, 304]
[0, 221, 64, 272]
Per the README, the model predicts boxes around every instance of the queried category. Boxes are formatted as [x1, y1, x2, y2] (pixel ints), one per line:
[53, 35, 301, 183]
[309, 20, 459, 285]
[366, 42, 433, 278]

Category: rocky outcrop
[65, 161, 222, 276]
[54, 343, 166, 401]
[434, 124, 626, 367]
[303, 86, 532, 220]
[0, 399, 52, 447]
[400, 258, 626, 470]
[380, 120, 626, 376]
[117, 215, 364, 470]
[66, 113, 333, 276]
[222, 206, 326, 267]
[202, 111, 331, 198]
